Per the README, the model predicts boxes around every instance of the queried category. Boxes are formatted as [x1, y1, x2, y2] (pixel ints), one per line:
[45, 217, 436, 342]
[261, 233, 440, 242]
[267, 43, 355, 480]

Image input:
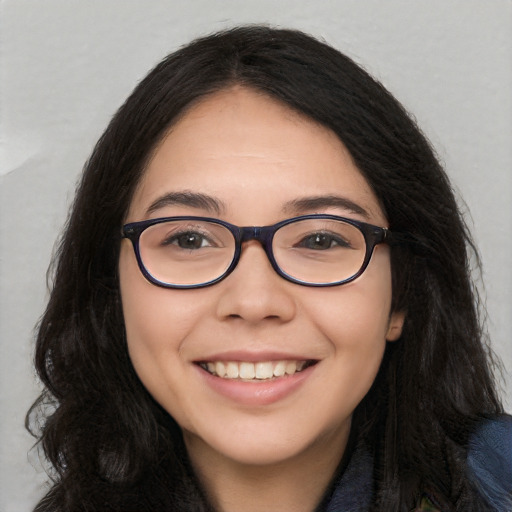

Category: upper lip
[194, 350, 318, 363]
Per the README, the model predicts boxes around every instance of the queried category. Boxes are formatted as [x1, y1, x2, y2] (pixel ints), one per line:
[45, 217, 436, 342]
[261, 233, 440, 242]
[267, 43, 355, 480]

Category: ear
[386, 310, 405, 342]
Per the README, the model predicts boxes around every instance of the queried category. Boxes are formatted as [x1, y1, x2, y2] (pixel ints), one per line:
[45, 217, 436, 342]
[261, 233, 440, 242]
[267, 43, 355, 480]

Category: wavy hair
[27, 26, 503, 511]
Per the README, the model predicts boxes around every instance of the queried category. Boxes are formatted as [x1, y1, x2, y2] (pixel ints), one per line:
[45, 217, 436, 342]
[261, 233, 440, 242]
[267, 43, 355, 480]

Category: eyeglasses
[122, 214, 391, 289]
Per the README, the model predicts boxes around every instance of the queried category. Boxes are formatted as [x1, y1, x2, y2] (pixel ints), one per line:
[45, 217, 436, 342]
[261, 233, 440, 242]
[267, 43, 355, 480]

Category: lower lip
[196, 364, 316, 406]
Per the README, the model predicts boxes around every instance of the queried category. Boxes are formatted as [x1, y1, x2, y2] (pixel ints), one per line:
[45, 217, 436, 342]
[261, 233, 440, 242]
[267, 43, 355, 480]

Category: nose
[215, 241, 296, 324]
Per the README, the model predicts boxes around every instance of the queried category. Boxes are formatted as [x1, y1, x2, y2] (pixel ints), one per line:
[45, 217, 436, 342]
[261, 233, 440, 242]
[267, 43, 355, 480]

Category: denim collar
[323, 441, 373, 512]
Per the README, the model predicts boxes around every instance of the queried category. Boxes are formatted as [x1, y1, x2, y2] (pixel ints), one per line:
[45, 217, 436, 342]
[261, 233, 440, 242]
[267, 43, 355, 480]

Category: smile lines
[198, 360, 316, 381]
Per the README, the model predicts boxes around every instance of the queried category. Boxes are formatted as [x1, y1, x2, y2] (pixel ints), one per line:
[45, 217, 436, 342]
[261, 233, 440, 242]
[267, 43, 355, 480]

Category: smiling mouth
[197, 360, 317, 381]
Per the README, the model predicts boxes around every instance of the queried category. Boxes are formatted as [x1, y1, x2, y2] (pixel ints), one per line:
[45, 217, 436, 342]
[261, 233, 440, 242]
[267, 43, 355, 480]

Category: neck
[184, 426, 350, 512]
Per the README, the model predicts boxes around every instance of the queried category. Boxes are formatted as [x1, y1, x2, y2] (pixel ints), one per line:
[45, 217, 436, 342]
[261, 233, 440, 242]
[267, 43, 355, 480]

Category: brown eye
[163, 231, 210, 249]
[296, 233, 350, 250]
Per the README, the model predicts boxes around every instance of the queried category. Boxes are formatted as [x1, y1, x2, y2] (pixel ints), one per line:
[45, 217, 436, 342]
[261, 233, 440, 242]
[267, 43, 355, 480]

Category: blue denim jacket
[324, 416, 512, 512]
[467, 415, 512, 511]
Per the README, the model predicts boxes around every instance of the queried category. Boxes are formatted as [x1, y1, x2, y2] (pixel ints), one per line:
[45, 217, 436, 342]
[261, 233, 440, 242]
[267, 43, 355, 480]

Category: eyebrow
[283, 195, 370, 218]
[146, 191, 226, 216]
[145, 191, 369, 219]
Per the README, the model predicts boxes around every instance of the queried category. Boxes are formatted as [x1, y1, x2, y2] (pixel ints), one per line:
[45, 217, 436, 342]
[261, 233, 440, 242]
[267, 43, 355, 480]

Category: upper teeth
[200, 360, 308, 380]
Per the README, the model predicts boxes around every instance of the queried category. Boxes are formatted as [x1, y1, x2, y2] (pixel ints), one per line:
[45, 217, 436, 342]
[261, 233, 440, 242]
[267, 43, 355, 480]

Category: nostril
[226, 313, 280, 320]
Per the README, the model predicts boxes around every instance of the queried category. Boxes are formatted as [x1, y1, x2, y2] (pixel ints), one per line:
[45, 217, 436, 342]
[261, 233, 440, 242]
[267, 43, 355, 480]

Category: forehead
[128, 87, 386, 224]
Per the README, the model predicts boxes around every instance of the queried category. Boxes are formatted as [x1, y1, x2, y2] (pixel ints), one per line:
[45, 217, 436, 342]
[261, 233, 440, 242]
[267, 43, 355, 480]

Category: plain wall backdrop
[1, 1, 511, 510]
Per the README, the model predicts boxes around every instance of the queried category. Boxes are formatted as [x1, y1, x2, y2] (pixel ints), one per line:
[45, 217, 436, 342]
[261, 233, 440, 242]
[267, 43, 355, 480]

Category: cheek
[305, 252, 394, 386]
[118, 246, 217, 432]
[312, 290, 391, 416]
[119, 243, 201, 378]
[312, 272, 393, 345]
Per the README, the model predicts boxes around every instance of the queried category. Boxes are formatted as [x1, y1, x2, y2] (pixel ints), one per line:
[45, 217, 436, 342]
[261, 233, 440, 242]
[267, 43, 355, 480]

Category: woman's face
[119, 87, 404, 468]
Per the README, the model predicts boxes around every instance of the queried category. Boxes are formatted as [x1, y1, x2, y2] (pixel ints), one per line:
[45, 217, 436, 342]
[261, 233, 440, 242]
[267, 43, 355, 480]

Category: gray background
[1, 1, 511, 510]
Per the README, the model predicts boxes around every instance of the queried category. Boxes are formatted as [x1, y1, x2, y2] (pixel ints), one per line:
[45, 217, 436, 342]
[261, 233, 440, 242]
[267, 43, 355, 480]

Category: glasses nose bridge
[239, 225, 275, 258]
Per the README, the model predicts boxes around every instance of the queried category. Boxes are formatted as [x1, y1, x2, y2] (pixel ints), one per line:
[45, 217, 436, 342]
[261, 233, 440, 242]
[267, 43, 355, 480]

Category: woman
[27, 26, 511, 511]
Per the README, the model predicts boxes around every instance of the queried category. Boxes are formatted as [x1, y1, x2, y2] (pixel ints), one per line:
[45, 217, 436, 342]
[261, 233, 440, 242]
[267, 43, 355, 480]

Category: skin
[119, 87, 404, 512]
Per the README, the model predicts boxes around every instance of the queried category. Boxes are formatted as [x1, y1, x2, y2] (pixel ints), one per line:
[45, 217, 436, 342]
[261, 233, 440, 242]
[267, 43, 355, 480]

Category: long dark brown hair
[27, 26, 503, 511]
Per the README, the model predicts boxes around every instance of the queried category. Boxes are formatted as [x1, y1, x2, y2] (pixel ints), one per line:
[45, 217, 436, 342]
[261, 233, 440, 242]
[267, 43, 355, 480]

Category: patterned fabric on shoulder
[412, 494, 441, 512]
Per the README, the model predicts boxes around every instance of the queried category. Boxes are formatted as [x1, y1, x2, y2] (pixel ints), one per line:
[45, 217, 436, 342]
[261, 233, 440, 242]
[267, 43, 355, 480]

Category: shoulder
[467, 414, 512, 511]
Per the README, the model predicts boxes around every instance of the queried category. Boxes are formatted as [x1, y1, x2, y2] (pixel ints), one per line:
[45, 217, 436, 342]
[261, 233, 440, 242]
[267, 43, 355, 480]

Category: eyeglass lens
[138, 218, 367, 286]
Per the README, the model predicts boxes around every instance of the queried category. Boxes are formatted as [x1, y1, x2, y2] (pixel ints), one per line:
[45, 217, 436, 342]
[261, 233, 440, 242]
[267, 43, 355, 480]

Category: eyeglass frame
[121, 214, 391, 289]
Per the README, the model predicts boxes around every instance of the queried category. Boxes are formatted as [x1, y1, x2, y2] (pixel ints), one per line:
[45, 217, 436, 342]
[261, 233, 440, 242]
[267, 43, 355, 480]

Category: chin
[184, 416, 350, 469]
[205, 437, 313, 467]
